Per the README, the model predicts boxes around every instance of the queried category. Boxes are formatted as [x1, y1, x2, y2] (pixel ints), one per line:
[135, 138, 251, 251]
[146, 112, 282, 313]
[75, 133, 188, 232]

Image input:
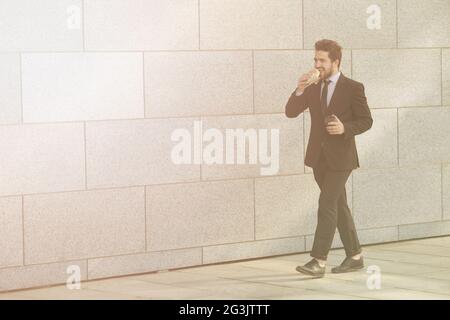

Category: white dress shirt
[295, 71, 341, 108]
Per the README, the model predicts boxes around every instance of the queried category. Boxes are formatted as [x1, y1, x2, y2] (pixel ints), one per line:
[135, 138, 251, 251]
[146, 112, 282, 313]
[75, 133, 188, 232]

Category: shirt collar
[326, 71, 341, 84]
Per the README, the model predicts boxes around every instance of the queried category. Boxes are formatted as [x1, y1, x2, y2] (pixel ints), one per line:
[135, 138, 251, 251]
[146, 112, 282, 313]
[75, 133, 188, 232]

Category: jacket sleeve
[285, 88, 310, 118]
[342, 83, 373, 140]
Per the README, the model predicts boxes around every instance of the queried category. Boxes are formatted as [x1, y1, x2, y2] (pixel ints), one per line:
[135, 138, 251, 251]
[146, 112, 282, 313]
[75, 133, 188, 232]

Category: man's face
[314, 50, 339, 80]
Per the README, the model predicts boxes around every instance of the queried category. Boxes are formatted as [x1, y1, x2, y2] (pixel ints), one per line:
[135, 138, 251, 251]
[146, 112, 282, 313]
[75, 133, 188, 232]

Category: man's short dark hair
[315, 39, 342, 68]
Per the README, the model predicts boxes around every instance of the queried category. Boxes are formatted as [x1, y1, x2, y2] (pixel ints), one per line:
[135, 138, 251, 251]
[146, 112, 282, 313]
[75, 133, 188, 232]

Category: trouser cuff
[346, 247, 362, 258]
[310, 252, 328, 260]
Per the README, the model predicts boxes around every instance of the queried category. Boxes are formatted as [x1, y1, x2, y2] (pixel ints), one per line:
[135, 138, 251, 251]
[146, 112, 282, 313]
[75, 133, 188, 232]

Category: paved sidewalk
[1, 236, 450, 300]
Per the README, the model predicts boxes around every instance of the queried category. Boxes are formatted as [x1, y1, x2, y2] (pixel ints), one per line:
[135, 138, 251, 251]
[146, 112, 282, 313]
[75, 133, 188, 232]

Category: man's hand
[297, 69, 319, 92]
[326, 115, 345, 135]
[296, 72, 311, 93]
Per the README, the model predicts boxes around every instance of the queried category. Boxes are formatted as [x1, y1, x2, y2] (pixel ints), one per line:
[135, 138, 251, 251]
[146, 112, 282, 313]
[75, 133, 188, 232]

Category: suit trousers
[310, 148, 362, 260]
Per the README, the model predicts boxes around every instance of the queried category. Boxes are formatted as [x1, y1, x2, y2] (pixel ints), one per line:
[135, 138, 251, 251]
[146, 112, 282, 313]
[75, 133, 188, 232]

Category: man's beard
[320, 69, 332, 80]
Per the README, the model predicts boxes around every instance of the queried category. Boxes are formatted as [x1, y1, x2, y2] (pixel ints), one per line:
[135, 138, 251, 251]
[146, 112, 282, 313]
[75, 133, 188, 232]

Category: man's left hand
[326, 115, 345, 135]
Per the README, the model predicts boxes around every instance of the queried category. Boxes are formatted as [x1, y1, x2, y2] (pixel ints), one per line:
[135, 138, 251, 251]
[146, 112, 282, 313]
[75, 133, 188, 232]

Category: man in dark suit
[285, 39, 373, 277]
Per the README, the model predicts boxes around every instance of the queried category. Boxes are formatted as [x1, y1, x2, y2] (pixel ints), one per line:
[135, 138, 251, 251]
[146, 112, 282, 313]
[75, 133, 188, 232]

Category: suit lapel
[325, 73, 347, 116]
[312, 81, 321, 113]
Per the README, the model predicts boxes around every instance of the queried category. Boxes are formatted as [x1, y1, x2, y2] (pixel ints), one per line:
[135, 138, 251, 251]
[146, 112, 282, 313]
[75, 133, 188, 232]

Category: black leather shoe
[331, 256, 364, 273]
[295, 259, 325, 277]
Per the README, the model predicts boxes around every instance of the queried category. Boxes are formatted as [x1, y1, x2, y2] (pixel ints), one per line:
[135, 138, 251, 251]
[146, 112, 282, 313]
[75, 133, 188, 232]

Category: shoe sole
[295, 266, 325, 278]
[331, 265, 364, 274]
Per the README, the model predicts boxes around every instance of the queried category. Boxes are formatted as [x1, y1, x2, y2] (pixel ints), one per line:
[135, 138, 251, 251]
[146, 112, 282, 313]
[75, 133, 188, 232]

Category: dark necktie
[321, 79, 331, 115]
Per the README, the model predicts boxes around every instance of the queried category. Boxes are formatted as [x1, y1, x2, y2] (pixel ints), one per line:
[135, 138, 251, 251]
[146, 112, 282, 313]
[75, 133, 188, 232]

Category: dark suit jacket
[285, 73, 373, 171]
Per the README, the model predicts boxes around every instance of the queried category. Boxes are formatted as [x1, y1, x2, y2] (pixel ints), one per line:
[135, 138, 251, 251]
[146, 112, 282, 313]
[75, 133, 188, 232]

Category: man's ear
[334, 59, 340, 69]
